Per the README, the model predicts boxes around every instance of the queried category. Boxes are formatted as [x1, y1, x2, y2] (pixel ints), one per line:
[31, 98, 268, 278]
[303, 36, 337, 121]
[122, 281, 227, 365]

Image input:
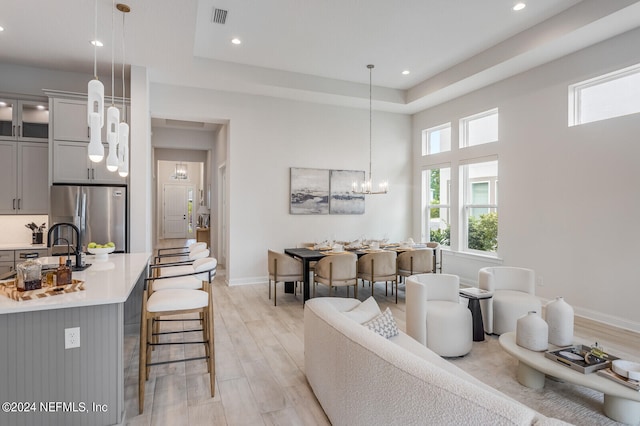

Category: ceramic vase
[545, 296, 574, 346]
[516, 311, 548, 351]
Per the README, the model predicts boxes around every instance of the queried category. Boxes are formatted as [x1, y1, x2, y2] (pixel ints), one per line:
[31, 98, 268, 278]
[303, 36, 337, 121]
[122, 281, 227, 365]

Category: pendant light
[117, 3, 130, 178]
[87, 0, 105, 163]
[352, 64, 388, 195]
[105, 0, 120, 172]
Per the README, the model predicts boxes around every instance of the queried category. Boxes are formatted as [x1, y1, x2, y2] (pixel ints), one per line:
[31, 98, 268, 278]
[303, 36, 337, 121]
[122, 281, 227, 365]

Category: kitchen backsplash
[0, 215, 48, 244]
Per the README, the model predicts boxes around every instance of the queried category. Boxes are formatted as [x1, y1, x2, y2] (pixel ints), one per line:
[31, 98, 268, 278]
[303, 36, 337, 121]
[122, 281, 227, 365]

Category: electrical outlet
[537, 276, 544, 287]
[65, 327, 80, 349]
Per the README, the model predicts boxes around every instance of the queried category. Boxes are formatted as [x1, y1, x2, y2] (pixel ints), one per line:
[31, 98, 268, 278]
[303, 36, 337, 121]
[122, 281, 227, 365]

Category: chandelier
[352, 64, 388, 195]
[174, 162, 188, 180]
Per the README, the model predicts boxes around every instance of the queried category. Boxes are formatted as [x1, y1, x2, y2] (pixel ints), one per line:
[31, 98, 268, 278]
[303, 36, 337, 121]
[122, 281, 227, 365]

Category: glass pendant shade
[87, 79, 105, 128]
[88, 112, 104, 162]
[118, 122, 129, 177]
[106, 106, 120, 172]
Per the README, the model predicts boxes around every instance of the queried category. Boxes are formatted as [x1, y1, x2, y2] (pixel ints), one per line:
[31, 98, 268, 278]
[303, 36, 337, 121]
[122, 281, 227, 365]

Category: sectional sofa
[304, 297, 569, 425]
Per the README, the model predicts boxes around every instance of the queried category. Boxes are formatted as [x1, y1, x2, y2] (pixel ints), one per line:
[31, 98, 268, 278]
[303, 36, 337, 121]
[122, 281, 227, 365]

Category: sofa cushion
[342, 296, 381, 323]
[363, 307, 399, 338]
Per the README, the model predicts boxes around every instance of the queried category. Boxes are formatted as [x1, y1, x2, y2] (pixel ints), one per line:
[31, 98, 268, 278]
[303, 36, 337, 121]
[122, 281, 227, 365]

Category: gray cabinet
[0, 98, 49, 142]
[50, 96, 127, 185]
[0, 141, 48, 214]
[0, 249, 50, 275]
[0, 250, 14, 274]
[52, 140, 126, 184]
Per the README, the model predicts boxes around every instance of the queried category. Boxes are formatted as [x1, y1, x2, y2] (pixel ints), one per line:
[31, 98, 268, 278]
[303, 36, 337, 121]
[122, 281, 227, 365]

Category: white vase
[546, 296, 574, 346]
[516, 311, 548, 351]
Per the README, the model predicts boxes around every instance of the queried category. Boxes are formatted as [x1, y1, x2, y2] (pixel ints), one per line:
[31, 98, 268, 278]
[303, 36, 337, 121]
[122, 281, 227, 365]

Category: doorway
[163, 184, 195, 239]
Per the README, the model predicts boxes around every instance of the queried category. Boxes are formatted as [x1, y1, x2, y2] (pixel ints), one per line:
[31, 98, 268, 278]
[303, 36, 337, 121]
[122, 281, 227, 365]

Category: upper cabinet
[0, 141, 48, 214]
[48, 93, 128, 185]
[0, 98, 49, 142]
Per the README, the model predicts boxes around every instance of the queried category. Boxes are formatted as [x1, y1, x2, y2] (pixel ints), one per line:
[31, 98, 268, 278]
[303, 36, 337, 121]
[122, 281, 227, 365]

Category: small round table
[459, 287, 493, 342]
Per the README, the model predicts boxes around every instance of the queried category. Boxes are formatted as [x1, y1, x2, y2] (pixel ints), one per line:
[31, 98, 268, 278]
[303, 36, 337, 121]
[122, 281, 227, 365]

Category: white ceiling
[2, 0, 640, 113]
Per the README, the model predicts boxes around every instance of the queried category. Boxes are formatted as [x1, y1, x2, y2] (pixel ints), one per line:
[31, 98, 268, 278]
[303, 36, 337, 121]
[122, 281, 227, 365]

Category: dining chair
[478, 266, 541, 335]
[313, 252, 358, 298]
[357, 251, 397, 301]
[397, 248, 434, 282]
[267, 249, 304, 305]
[425, 242, 442, 273]
[139, 260, 217, 414]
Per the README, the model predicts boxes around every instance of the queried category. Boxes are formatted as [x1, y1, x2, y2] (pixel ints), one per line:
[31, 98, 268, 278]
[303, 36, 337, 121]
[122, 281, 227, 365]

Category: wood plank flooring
[124, 240, 639, 425]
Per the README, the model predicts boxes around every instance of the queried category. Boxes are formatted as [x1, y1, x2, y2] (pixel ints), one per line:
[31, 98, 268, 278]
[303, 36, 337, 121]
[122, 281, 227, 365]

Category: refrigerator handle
[80, 192, 87, 239]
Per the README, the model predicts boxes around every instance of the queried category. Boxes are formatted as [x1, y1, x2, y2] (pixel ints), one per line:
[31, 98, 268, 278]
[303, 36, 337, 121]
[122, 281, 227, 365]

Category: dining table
[283, 245, 435, 302]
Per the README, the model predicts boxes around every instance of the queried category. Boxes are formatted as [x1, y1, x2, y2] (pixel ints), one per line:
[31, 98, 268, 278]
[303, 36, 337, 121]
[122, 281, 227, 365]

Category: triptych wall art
[290, 167, 365, 215]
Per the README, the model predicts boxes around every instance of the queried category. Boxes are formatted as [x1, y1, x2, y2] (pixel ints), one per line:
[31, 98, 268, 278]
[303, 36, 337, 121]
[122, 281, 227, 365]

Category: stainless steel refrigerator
[49, 185, 127, 253]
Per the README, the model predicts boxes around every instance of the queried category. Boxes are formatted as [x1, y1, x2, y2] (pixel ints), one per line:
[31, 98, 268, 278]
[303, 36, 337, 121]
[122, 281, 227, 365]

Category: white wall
[0, 215, 49, 245]
[151, 84, 412, 285]
[413, 28, 640, 332]
[0, 63, 125, 99]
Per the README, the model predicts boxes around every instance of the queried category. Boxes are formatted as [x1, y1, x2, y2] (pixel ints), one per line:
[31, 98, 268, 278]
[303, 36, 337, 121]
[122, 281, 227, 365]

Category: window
[423, 167, 451, 246]
[460, 109, 498, 148]
[462, 159, 498, 253]
[422, 123, 451, 155]
[569, 63, 640, 126]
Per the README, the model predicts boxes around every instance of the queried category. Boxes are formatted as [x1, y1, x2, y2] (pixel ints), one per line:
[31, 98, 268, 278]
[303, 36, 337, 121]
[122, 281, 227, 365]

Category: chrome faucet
[47, 222, 82, 268]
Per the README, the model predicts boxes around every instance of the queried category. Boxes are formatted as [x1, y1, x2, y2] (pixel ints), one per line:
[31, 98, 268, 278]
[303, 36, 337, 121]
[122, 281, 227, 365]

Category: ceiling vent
[211, 8, 228, 24]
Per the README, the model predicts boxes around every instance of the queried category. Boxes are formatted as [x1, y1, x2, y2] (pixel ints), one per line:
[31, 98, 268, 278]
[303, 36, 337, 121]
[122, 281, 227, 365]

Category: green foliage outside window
[430, 169, 440, 218]
[430, 227, 450, 246]
[468, 212, 498, 252]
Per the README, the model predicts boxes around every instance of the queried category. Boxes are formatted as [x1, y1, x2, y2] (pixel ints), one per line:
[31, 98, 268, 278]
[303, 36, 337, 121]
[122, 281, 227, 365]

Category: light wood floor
[124, 239, 639, 425]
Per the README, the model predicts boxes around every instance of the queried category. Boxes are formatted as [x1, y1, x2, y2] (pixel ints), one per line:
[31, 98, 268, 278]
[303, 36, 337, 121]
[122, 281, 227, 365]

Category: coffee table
[499, 332, 640, 424]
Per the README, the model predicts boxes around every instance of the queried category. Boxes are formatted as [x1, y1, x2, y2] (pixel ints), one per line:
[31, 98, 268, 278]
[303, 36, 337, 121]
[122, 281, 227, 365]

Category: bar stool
[138, 261, 216, 414]
[154, 241, 207, 264]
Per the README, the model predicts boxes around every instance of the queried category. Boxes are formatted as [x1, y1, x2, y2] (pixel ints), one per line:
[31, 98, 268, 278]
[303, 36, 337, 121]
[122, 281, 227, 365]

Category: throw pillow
[342, 296, 381, 324]
[363, 307, 399, 339]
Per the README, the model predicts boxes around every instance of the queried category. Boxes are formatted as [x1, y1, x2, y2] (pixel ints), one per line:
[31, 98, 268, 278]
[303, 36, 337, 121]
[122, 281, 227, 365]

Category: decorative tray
[545, 344, 618, 374]
[0, 279, 85, 301]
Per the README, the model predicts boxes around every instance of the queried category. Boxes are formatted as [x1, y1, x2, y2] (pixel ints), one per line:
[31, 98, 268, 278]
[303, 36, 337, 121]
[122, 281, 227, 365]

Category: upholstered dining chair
[139, 259, 217, 414]
[267, 249, 304, 305]
[314, 252, 358, 298]
[357, 251, 397, 301]
[406, 273, 472, 357]
[478, 266, 541, 335]
[425, 242, 441, 273]
[397, 248, 433, 282]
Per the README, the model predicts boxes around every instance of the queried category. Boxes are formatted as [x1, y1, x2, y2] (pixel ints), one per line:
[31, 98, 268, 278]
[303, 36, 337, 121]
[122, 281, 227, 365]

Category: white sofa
[304, 297, 569, 426]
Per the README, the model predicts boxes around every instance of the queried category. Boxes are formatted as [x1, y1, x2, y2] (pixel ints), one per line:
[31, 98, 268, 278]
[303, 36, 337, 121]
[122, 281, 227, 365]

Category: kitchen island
[0, 252, 150, 426]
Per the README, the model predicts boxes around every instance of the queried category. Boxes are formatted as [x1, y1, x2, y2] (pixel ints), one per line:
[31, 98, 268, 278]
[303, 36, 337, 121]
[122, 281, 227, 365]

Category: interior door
[163, 184, 190, 239]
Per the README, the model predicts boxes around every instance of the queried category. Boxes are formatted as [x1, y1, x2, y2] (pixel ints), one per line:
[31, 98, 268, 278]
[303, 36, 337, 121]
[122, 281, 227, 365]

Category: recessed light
[0, 102, 6, 107]
[0, 26, 4, 32]
[513, 2, 526, 11]
[36, 105, 46, 110]
[90, 40, 104, 47]
[402, 70, 410, 75]
[231, 38, 242, 45]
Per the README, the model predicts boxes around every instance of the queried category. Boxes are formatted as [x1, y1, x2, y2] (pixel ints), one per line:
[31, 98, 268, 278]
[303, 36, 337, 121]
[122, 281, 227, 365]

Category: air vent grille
[211, 8, 228, 24]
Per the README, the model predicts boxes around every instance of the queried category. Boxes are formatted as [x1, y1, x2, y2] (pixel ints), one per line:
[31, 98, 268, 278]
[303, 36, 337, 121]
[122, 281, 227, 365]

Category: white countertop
[0, 243, 48, 251]
[0, 252, 151, 314]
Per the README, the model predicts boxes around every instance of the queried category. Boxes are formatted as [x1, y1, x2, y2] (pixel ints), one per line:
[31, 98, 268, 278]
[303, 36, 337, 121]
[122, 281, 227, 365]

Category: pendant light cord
[121, 10, 126, 112]
[368, 64, 373, 181]
[111, 0, 115, 106]
[93, 0, 98, 79]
